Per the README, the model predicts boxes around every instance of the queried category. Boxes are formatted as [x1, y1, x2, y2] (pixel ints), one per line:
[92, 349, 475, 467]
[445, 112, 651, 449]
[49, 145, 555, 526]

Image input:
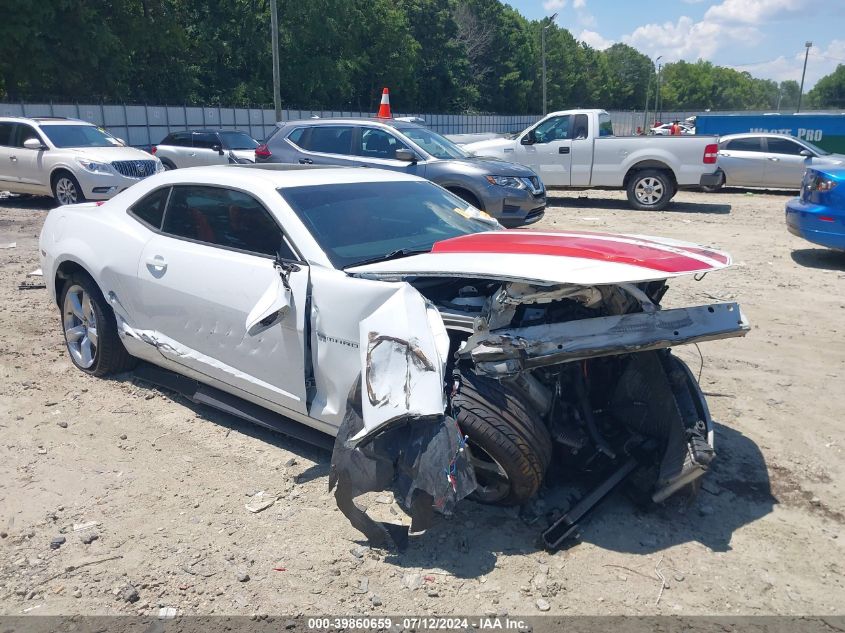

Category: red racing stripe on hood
[430, 232, 714, 273]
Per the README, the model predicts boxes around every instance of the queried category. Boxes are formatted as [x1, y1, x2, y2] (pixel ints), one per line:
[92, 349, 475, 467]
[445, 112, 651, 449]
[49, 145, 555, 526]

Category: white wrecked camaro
[40, 165, 749, 548]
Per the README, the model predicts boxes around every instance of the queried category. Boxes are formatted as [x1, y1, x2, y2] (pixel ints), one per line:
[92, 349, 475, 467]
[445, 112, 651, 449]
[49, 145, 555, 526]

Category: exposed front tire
[447, 187, 483, 211]
[160, 158, 177, 170]
[52, 171, 85, 206]
[60, 272, 135, 376]
[626, 169, 673, 210]
[452, 370, 552, 505]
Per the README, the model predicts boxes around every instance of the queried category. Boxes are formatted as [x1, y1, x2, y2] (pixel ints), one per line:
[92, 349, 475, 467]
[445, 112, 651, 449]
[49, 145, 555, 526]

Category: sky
[507, 0, 845, 89]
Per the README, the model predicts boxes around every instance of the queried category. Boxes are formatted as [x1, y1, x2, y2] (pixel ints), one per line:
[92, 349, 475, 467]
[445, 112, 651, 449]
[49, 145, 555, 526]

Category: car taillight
[150, 145, 157, 154]
[812, 176, 838, 192]
[703, 143, 718, 164]
[255, 143, 271, 159]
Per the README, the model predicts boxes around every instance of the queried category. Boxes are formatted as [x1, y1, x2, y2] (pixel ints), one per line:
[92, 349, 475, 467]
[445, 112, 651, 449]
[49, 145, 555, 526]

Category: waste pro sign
[696, 114, 845, 153]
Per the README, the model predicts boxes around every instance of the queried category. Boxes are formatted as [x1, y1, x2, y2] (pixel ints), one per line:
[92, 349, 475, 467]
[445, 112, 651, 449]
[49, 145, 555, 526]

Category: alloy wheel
[63, 284, 98, 369]
[466, 443, 511, 503]
[55, 177, 79, 205]
[634, 177, 664, 206]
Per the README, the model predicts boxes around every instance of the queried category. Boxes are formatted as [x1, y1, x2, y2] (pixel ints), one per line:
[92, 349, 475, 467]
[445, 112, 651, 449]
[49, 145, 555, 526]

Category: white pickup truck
[464, 109, 722, 210]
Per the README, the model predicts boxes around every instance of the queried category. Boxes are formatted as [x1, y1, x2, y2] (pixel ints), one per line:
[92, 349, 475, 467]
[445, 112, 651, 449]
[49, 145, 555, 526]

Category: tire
[700, 171, 725, 193]
[160, 158, 177, 171]
[51, 171, 85, 206]
[626, 169, 673, 210]
[60, 272, 136, 376]
[452, 370, 552, 505]
[447, 188, 483, 211]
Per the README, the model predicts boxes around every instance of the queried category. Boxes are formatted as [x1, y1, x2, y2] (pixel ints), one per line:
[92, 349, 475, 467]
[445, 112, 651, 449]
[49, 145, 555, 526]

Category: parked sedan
[255, 118, 546, 227]
[153, 129, 259, 169]
[786, 167, 845, 250]
[40, 165, 748, 547]
[706, 133, 845, 191]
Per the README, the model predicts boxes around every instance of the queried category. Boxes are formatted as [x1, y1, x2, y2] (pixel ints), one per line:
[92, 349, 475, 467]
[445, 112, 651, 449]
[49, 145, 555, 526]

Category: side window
[162, 185, 292, 258]
[356, 128, 409, 159]
[297, 126, 353, 154]
[534, 116, 570, 143]
[766, 138, 804, 156]
[598, 114, 614, 137]
[192, 133, 219, 149]
[571, 114, 589, 139]
[14, 124, 43, 148]
[129, 187, 170, 229]
[287, 127, 306, 146]
[163, 132, 191, 147]
[0, 123, 14, 146]
[725, 137, 763, 152]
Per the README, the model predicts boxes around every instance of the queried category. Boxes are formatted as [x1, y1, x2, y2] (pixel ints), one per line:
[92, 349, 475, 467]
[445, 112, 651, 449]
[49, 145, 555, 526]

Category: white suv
[0, 116, 163, 205]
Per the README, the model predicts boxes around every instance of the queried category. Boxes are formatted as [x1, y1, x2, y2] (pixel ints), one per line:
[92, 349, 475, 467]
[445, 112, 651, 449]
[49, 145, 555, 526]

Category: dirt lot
[1, 187, 844, 617]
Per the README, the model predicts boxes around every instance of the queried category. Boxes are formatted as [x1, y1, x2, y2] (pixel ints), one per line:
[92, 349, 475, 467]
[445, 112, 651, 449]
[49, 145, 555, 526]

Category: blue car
[786, 167, 845, 251]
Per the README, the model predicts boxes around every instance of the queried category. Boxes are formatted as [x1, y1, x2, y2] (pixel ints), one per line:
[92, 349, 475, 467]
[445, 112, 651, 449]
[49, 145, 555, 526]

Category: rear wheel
[626, 169, 673, 210]
[452, 370, 552, 505]
[60, 273, 135, 376]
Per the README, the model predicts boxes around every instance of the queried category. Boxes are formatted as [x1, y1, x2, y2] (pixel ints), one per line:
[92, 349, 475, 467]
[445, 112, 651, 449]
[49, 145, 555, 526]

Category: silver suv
[255, 118, 546, 226]
[0, 116, 163, 205]
[153, 129, 259, 169]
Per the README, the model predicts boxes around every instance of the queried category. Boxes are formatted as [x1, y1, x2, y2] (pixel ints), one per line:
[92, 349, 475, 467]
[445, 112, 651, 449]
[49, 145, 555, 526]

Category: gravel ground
[0, 187, 843, 617]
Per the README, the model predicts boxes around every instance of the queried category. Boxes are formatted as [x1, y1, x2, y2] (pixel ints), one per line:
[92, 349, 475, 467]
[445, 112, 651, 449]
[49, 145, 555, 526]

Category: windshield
[399, 127, 470, 160]
[40, 125, 123, 148]
[219, 131, 259, 150]
[280, 181, 496, 268]
[800, 138, 831, 156]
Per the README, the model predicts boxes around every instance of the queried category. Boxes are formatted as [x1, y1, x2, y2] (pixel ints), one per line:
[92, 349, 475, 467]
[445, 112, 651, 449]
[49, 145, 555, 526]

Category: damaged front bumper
[461, 302, 750, 377]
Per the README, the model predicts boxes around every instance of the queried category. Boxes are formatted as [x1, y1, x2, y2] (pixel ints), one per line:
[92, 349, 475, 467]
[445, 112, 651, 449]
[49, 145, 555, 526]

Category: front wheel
[60, 273, 135, 376]
[626, 169, 673, 210]
[52, 172, 85, 206]
[452, 370, 552, 505]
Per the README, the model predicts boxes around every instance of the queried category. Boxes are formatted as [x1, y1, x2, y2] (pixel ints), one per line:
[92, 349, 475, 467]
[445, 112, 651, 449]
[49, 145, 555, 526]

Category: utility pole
[644, 55, 662, 132]
[541, 13, 557, 115]
[270, 0, 282, 123]
[656, 63, 663, 123]
[797, 41, 812, 113]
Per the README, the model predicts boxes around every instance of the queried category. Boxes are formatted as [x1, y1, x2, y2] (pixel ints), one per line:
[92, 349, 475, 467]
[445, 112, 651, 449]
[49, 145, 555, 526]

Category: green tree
[808, 64, 845, 109]
[601, 43, 654, 110]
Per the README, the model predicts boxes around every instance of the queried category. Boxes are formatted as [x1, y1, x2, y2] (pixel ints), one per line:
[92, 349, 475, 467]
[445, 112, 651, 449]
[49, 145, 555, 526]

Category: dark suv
[255, 119, 546, 227]
[153, 129, 259, 169]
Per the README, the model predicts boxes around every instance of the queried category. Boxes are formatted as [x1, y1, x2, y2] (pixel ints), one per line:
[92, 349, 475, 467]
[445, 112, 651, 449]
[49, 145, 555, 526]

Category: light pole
[656, 62, 663, 123]
[541, 12, 557, 115]
[797, 41, 812, 113]
[643, 55, 662, 132]
[270, 0, 282, 123]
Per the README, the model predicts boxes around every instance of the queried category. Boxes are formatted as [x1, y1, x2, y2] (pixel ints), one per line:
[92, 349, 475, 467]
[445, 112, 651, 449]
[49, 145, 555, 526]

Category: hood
[463, 137, 518, 156]
[815, 153, 845, 167]
[73, 146, 157, 162]
[443, 155, 537, 177]
[347, 231, 732, 286]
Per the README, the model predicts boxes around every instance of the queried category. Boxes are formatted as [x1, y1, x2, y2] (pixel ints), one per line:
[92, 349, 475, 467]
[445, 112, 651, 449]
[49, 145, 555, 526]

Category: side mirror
[799, 149, 813, 158]
[245, 271, 293, 336]
[211, 143, 224, 155]
[115, 137, 126, 146]
[23, 138, 46, 150]
[520, 130, 536, 145]
[394, 148, 418, 163]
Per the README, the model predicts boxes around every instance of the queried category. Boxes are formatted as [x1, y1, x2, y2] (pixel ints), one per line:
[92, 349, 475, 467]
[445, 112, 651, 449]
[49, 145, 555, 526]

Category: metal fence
[2, 101, 837, 146]
[0, 101, 540, 147]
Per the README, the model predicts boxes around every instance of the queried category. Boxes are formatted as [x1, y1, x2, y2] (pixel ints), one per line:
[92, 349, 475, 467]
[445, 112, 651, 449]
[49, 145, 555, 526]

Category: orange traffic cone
[376, 87, 392, 118]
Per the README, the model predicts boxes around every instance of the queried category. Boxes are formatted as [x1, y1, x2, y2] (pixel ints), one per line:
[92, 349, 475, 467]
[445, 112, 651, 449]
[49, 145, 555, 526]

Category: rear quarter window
[129, 187, 170, 229]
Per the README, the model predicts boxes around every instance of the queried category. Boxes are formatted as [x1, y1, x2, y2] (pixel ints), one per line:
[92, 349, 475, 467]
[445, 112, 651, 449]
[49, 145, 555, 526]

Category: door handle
[146, 255, 167, 271]
[9, 156, 17, 161]
[559, 147, 570, 154]
[189, 152, 196, 157]
[768, 157, 780, 162]
[299, 158, 313, 165]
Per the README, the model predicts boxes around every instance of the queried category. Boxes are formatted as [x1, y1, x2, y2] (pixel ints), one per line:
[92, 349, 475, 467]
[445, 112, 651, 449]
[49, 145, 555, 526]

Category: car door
[11, 123, 49, 190]
[136, 184, 310, 414]
[763, 137, 811, 189]
[286, 125, 357, 167]
[0, 122, 17, 190]
[190, 132, 228, 166]
[353, 126, 425, 176]
[512, 115, 572, 186]
[719, 137, 765, 187]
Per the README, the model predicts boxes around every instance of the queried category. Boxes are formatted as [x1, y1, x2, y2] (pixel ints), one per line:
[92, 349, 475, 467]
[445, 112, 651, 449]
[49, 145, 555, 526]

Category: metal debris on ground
[245, 491, 276, 513]
[18, 282, 47, 290]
